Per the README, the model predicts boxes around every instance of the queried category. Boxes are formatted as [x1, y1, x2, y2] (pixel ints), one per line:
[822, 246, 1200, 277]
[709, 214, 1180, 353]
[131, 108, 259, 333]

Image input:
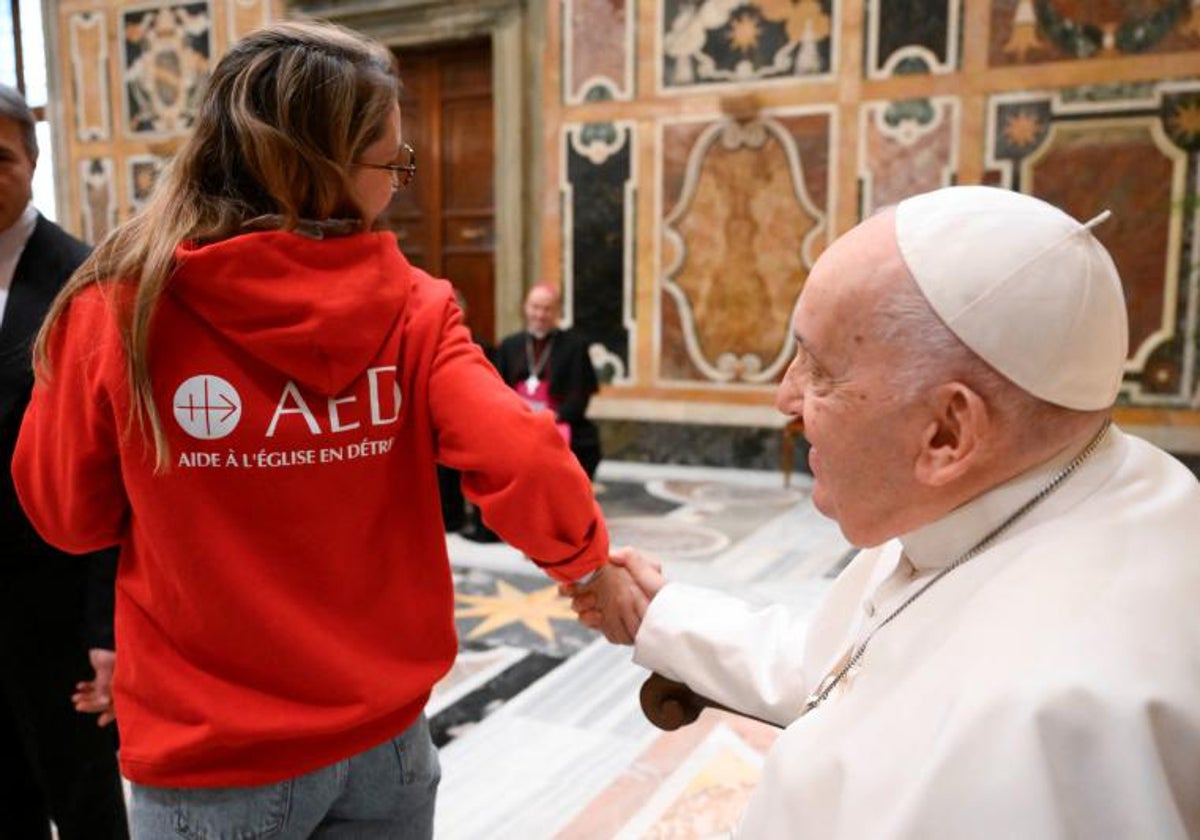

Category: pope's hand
[561, 547, 665, 644]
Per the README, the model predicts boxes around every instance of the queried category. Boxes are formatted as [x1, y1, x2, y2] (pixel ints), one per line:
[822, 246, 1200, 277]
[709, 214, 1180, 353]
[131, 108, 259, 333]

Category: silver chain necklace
[523, 334, 555, 393]
[802, 420, 1112, 715]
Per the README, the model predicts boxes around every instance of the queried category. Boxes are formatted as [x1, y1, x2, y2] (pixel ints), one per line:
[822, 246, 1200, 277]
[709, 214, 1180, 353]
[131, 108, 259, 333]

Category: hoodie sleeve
[13, 288, 130, 554]
[427, 299, 608, 583]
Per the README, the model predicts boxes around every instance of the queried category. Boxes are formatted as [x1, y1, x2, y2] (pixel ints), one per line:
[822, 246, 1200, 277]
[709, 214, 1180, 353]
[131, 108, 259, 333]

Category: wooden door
[385, 39, 497, 346]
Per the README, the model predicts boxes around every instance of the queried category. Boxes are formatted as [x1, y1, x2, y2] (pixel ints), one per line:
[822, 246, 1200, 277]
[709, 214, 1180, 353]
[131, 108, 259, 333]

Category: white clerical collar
[0, 204, 39, 276]
[899, 425, 1120, 572]
[0, 205, 38, 325]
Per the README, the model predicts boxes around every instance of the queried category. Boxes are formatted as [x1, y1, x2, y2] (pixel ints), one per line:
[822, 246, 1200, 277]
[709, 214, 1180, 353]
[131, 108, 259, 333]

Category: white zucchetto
[895, 186, 1128, 410]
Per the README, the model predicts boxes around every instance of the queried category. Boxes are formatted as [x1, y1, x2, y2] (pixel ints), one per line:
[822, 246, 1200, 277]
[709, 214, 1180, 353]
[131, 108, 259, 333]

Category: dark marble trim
[598, 418, 1200, 480]
[429, 651, 563, 748]
[597, 419, 810, 474]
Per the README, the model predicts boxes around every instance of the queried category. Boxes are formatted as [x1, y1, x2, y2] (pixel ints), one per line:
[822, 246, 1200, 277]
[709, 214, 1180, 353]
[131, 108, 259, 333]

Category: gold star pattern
[782, 0, 832, 43]
[1003, 111, 1043, 149]
[1168, 101, 1200, 143]
[758, 0, 831, 41]
[728, 13, 761, 52]
[454, 580, 576, 642]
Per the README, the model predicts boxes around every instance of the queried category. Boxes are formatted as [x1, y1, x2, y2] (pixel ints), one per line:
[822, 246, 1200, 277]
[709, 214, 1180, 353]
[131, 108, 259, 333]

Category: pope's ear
[914, 382, 990, 486]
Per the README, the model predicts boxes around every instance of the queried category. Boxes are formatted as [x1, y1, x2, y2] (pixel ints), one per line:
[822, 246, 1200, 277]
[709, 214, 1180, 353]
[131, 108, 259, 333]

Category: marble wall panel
[659, 287, 706, 381]
[79, 157, 117, 244]
[126, 154, 166, 213]
[226, 0, 270, 42]
[69, 11, 111, 142]
[986, 82, 1200, 408]
[990, 0, 1200, 66]
[657, 110, 833, 386]
[563, 0, 633, 103]
[659, 119, 716, 383]
[562, 121, 636, 383]
[122, 1, 212, 136]
[865, 0, 960, 78]
[859, 97, 959, 215]
[660, 0, 835, 91]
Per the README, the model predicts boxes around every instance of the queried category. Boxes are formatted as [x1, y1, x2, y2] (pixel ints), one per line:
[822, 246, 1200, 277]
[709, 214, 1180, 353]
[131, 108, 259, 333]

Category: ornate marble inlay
[122, 1, 212, 136]
[986, 82, 1200, 409]
[605, 516, 732, 560]
[660, 0, 836, 90]
[659, 113, 831, 385]
[991, 0, 1200, 66]
[615, 723, 767, 838]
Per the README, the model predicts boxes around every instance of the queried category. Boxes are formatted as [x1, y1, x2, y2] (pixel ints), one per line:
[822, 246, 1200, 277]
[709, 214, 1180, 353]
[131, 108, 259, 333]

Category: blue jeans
[130, 714, 440, 839]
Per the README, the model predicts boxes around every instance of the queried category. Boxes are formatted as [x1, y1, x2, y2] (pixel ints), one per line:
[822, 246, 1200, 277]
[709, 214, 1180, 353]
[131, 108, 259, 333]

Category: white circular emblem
[173, 375, 242, 439]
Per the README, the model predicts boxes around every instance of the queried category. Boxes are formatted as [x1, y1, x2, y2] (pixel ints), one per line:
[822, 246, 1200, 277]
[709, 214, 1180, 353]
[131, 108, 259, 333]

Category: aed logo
[173, 375, 241, 440]
[172, 368, 402, 440]
[266, 366, 402, 437]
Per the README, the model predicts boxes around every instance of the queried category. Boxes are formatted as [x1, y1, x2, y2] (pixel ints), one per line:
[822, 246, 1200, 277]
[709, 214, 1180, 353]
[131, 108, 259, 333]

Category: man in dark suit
[494, 284, 602, 479]
[0, 84, 128, 839]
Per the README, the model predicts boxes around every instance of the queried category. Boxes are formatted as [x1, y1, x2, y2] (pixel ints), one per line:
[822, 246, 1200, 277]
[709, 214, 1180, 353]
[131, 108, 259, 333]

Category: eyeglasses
[353, 143, 416, 188]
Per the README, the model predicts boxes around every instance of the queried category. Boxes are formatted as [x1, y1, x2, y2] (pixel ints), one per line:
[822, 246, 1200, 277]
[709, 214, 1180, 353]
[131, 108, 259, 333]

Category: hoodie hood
[170, 231, 409, 396]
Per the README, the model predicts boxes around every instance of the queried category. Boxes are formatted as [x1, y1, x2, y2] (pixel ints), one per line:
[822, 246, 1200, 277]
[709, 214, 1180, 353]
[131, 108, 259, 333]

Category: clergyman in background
[495, 284, 602, 479]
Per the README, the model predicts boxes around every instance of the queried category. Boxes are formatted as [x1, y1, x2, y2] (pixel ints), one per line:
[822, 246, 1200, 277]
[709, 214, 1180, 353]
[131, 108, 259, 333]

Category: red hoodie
[12, 230, 608, 787]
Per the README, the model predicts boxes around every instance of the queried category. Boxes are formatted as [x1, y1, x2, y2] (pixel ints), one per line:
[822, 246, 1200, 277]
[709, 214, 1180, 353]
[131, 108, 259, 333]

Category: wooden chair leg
[781, 427, 794, 488]
[640, 672, 781, 730]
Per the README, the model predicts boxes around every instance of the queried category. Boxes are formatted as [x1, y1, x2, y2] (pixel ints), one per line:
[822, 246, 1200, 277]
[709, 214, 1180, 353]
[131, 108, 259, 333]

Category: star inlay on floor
[455, 580, 576, 642]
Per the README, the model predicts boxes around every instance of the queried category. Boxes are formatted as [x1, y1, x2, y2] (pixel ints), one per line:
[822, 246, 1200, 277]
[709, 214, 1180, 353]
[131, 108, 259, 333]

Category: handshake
[561, 547, 667, 645]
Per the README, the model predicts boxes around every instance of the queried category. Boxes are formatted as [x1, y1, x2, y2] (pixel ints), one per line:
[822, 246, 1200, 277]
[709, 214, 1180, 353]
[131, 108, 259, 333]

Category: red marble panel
[861, 100, 956, 214]
[1027, 124, 1174, 358]
[567, 0, 629, 101]
[777, 112, 831, 220]
[662, 121, 710, 215]
[660, 289, 706, 380]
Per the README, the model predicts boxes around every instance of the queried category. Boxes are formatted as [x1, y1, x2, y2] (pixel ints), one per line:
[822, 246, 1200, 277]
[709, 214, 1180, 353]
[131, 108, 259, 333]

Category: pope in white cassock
[571, 186, 1200, 838]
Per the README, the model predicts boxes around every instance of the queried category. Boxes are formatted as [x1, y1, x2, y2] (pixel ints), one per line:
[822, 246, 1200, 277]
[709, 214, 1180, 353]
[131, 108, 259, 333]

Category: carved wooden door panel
[386, 39, 496, 345]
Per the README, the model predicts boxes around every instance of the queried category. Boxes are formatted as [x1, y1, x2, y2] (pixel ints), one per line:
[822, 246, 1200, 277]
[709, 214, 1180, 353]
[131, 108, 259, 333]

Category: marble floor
[432, 460, 853, 839]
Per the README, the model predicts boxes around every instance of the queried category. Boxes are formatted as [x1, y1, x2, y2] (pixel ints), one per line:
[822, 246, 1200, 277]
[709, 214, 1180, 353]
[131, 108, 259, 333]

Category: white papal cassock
[634, 426, 1200, 838]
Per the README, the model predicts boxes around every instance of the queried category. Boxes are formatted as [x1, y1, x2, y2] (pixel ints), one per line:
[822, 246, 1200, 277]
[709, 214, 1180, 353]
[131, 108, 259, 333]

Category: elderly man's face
[524, 286, 560, 337]
[776, 210, 928, 547]
[0, 116, 35, 232]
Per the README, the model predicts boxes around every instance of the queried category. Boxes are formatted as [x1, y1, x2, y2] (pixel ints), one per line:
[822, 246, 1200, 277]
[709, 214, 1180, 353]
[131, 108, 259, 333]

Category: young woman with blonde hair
[13, 21, 608, 837]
